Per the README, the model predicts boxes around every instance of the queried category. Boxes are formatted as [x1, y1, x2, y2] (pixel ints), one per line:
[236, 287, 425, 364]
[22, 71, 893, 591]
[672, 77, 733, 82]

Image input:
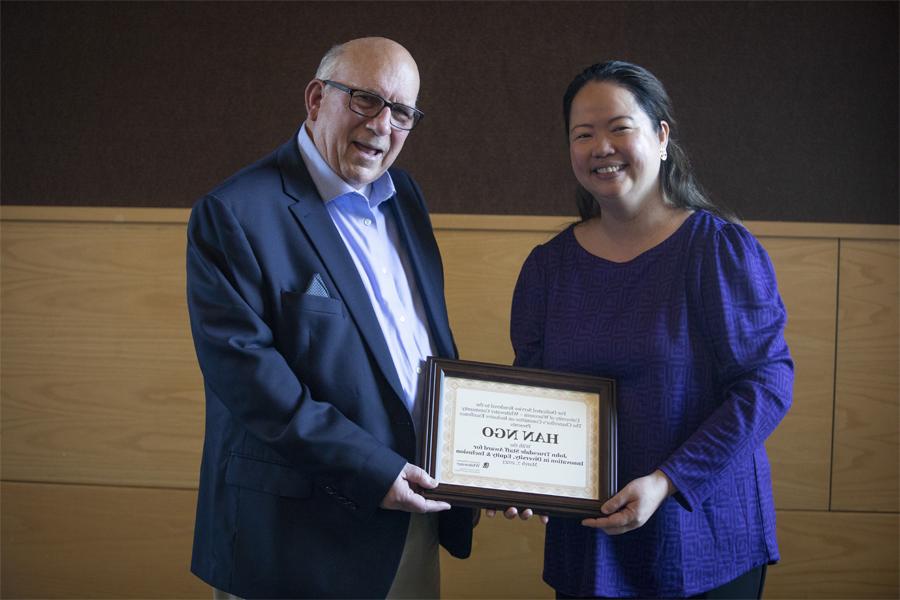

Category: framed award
[419, 357, 617, 517]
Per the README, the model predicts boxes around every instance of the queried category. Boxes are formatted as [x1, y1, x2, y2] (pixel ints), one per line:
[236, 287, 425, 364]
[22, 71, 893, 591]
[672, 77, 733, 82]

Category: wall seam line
[828, 238, 842, 512]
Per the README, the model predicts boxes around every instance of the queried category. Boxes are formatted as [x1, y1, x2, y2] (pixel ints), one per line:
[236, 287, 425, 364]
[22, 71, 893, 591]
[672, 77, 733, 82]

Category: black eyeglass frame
[321, 79, 424, 131]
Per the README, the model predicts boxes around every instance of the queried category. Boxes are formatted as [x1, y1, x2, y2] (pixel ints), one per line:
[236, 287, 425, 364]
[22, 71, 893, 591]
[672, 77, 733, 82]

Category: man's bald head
[315, 37, 419, 99]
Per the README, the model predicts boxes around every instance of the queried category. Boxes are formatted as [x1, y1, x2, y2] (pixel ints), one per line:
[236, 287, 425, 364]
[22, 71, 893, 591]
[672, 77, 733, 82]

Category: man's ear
[305, 79, 324, 121]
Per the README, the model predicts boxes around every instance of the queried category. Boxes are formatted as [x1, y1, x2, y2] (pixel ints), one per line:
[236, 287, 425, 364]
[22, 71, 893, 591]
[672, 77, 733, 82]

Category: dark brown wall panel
[2, 1, 897, 223]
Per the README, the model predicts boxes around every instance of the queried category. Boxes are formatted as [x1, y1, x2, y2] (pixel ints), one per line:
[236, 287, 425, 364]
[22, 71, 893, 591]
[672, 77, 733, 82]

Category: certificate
[419, 357, 617, 517]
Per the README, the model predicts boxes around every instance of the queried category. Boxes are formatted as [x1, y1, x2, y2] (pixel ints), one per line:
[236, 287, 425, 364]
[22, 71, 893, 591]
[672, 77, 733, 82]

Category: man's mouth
[353, 141, 385, 158]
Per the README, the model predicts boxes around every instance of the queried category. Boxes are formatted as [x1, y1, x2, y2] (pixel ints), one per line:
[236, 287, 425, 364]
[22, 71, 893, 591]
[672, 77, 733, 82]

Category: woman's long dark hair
[563, 61, 737, 223]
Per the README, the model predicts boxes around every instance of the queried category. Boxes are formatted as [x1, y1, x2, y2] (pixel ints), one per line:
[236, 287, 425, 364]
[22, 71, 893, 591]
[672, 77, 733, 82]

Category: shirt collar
[297, 122, 396, 209]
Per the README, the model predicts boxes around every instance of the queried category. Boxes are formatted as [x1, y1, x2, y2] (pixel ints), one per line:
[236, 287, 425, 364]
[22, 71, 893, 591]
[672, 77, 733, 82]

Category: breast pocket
[277, 289, 350, 370]
[283, 290, 344, 316]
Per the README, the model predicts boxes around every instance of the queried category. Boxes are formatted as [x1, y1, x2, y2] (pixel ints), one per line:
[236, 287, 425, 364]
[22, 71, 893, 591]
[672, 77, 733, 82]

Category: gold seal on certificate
[419, 357, 617, 517]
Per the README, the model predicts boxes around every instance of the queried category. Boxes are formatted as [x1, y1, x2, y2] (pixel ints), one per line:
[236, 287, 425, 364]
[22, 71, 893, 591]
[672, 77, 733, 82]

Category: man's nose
[367, 106, 393, 136]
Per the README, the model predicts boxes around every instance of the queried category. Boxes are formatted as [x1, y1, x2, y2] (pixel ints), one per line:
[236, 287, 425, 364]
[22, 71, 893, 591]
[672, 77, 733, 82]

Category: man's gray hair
[315, 43, 345, 80]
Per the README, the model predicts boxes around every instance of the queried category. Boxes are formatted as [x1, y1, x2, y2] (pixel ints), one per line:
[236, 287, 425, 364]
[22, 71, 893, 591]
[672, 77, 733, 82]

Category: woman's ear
[658, 120, 670, 149]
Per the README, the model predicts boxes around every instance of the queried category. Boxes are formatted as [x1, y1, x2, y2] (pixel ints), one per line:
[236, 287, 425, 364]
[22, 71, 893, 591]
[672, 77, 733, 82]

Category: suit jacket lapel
[276, 137, 407, 404]
[387, 175, 457, 360]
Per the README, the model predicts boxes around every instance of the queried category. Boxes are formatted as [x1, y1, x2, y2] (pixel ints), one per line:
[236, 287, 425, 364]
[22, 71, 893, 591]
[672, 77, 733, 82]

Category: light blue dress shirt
[296, 124, 435, 434]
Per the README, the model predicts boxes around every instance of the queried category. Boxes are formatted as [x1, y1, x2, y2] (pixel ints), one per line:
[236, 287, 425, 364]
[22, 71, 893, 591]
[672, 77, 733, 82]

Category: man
[186, 37, 474, 599]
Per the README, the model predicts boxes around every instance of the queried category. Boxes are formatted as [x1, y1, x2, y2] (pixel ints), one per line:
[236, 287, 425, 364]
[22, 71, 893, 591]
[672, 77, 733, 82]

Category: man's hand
[380, 463, 452, 513]
[581, 469, 674, 534]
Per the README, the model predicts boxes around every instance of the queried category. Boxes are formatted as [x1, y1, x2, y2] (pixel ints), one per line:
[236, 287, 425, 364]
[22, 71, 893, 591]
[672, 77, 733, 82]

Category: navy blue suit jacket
[186, 132, 473, 598]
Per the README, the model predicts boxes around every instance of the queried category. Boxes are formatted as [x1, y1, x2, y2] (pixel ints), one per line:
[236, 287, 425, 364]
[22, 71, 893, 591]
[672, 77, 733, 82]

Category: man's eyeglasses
[322, 80, 424, 131]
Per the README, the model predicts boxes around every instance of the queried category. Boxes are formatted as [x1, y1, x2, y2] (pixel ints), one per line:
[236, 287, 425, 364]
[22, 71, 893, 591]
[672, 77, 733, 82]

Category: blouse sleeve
[510, 246, 548, 369]
[659, 223, 794, 511]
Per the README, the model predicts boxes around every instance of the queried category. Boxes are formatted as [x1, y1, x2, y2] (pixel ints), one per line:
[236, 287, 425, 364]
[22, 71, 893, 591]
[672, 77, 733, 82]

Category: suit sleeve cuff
[342, 446, 407, 518]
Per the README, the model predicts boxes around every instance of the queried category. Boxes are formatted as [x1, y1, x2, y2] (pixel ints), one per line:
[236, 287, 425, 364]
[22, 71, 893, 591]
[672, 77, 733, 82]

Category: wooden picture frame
[419, 357, 617, 517]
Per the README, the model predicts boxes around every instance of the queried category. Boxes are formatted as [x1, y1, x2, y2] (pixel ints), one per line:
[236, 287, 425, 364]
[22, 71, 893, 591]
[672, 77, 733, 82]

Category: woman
[508, 61, 793, 598]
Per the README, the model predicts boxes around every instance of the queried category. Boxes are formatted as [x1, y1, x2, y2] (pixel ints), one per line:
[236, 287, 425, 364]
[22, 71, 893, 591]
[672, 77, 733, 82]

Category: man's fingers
[420, 498, 451, 513]
[393, 476, 450, 513]
[402, 464, 439, 489]
[398, 490, 449, 513]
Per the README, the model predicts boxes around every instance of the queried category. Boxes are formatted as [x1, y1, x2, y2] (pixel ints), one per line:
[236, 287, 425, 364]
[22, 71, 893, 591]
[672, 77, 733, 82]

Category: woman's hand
[581, 469, 674, 534]
[484, 507, 549, 525]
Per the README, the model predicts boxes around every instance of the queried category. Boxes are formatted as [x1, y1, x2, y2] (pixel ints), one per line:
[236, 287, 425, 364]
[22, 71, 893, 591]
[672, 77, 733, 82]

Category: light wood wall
[1, 207, 898, 599]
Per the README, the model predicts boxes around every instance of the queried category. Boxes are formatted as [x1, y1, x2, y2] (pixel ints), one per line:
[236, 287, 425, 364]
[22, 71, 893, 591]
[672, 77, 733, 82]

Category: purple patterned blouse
[510, 211, 793, 598]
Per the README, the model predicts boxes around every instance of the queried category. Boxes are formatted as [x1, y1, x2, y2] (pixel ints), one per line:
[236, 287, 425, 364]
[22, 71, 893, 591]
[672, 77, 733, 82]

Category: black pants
[556, 565, 767, 600]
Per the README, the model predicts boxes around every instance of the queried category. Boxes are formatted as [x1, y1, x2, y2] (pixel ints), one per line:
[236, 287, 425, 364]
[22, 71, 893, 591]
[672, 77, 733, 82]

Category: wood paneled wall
[2, 207, 898, 599]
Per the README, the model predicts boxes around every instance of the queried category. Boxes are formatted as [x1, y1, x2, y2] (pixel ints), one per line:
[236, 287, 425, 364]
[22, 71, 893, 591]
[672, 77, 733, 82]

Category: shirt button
[399, 315, 406, 323]
[416, 366, 422, 374]
[363, 218, 372, 226]
[381, 268, 388, 275]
